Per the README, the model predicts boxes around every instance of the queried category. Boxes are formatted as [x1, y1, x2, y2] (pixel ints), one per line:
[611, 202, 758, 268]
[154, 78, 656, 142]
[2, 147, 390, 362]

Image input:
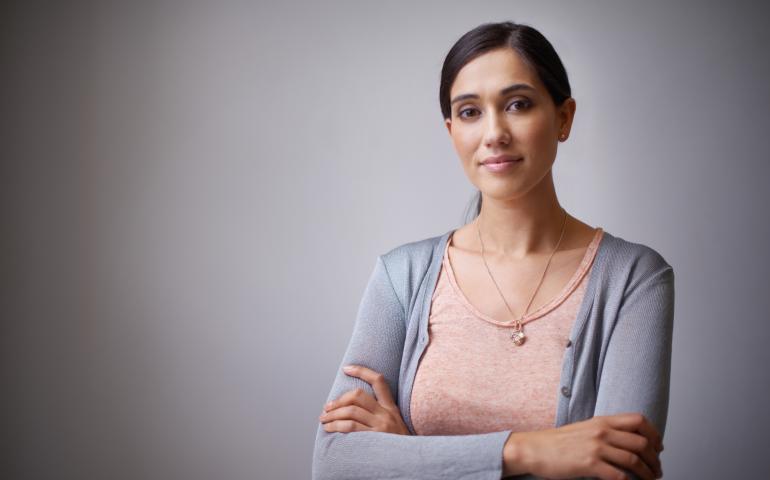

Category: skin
[320, 47, 664, 480]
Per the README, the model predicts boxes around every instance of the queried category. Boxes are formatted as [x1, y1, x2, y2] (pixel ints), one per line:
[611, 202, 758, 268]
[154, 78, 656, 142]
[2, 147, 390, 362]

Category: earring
[559, 133, 567, 141]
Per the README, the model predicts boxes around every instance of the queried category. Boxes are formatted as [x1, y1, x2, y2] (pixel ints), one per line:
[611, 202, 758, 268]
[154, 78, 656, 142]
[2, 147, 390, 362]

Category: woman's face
[445, 47, 576, 202]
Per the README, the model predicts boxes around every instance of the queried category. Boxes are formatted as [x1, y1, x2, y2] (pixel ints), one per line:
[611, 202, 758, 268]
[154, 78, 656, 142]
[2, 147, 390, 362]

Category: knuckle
[353, 388, 366, 399]
[626, 452, 640, 466]
[591, 441, 603, 456]
[590, 426, 607, 441]
[583, 454, 600, 469]
[586, 441, 602, 460]
[594, 417, 610, 430]
[630, 412, 645, 424]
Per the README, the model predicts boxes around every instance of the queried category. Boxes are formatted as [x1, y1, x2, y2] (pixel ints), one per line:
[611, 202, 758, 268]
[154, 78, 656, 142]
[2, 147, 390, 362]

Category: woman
[313, 21, 673, 480]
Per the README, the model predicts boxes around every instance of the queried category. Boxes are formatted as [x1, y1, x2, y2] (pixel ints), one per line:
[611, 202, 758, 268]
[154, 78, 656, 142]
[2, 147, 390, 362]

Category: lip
[480, 154, 523, 173]
[481, 154, 522, 165]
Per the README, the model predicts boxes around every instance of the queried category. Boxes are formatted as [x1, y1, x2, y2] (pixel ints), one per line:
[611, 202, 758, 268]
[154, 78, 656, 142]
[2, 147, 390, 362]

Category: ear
[558, 97, 577, 137]
[444, 118, 452, 136]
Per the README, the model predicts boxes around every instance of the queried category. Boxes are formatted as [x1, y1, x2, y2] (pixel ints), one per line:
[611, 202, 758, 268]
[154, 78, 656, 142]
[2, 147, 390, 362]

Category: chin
[477, 185, 530, 202]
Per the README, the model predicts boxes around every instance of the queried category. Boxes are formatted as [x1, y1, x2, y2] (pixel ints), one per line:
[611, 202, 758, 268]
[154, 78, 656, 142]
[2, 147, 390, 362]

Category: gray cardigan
[312, 228, 675, 480]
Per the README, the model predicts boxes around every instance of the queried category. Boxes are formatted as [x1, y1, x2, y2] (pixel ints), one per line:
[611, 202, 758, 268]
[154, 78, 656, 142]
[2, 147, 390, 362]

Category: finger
[604, 413, 663, 451]
[343, 365, 397, 408]
[601, 443, 656, 480]
[635, 416, 664, 452]
[605, 429, 661, 478]
[591, 461, 630, 480]
[322, 419, 372, 433]
[325, 387, 380, 414]
[320, 404, 378, 428]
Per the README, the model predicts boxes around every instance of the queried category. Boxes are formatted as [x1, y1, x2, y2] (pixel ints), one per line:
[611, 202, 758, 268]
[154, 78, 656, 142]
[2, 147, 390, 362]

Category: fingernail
[324, 401, 332, 410]
[343, 365, 354, 372]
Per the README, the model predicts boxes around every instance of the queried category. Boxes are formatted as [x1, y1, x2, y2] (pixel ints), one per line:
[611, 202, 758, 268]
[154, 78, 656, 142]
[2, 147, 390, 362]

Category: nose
[482, 110, 511, 147]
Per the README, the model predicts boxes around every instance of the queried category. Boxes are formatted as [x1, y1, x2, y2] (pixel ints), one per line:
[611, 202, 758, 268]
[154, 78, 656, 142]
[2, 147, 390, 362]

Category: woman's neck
[474, 177, 568, 259]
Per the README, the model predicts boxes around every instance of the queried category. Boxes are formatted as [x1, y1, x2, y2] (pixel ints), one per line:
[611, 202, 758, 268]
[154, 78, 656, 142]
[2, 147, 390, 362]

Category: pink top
[410, 227, 604, 435]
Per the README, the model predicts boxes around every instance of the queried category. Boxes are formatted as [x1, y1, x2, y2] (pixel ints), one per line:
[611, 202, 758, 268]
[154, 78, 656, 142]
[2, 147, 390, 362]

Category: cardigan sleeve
[592, 252, 675, 479]
[312, 255, 513, 480]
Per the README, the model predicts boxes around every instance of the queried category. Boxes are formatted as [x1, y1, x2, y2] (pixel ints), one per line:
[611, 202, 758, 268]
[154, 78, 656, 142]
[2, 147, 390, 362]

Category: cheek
[518, 117, 556, 154]
[452, 128, 480, 158]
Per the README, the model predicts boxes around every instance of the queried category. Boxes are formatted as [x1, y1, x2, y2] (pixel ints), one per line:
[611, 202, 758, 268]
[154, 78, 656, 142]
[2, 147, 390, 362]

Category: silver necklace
[476, 207, 568, 346]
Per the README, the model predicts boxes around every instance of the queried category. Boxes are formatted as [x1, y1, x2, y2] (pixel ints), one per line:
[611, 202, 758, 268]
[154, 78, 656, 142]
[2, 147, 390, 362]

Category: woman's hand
[319, 365, 411, 435]
[503, 413, 664, 480]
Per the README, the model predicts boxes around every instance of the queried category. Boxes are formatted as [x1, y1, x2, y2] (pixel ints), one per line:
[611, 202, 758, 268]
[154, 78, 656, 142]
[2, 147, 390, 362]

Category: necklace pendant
[511, 330, 526, 346]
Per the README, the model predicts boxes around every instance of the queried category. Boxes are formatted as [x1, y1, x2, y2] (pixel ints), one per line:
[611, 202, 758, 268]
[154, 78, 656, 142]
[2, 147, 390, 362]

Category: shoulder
[380, 231, 445, 266]
[599, 230, 674, 286]
[375, 230, 450, 306]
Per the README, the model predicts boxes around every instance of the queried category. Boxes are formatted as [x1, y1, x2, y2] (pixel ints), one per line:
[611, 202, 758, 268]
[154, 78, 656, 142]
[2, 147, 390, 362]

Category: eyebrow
[450, 83, 536, 106]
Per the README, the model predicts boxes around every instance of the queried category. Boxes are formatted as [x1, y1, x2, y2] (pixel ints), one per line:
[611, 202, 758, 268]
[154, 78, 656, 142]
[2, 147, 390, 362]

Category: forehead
[450, 47, 542, 98]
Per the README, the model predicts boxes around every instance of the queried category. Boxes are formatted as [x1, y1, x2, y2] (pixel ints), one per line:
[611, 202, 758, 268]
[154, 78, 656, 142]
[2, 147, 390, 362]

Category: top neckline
[442, 227, 604, 326]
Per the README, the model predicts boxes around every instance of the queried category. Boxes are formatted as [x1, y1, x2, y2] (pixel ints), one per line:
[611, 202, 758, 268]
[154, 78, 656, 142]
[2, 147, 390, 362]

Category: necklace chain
[476, 207, 568, 345]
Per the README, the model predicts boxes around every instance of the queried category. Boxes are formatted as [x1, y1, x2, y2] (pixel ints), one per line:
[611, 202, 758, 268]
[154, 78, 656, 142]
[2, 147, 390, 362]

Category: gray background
[2, 1, 769, 478]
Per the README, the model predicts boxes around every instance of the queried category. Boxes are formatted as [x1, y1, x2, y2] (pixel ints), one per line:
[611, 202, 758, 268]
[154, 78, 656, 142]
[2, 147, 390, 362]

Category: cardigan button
[565, 339, 572, 348]
[561, 386, 572, 398]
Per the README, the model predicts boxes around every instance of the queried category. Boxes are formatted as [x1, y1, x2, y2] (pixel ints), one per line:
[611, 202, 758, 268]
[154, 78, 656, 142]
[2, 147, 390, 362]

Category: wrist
[502, 432, 531, 476]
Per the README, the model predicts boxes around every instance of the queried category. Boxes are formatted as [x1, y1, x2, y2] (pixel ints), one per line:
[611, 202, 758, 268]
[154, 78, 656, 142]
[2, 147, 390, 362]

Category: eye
[507, 99, 532, 111]
[458, 107, 480, 119]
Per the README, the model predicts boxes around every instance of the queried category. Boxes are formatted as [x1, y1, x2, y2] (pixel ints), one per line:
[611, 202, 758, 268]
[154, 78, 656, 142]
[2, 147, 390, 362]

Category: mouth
[480, 155, 523, 165]
[480, 155, 523, 173]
